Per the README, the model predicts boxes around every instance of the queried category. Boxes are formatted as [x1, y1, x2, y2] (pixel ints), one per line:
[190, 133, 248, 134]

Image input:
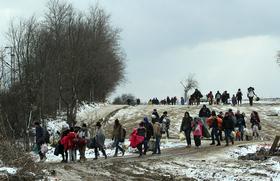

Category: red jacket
[129, 128, 144, 148]
[60, 132, 77, 150]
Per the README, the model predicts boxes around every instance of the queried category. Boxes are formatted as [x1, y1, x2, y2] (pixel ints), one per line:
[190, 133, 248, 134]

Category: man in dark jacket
[35, 122, 46, 161]
[193, 89, 203, 105]
[236, 89, 243, 105]
[143, 117, 153, 154]
[235, 111, 246, 141]
[222, 112, 235, 146]
[180, 112, 193, 147]
[137, 122, 146, 157]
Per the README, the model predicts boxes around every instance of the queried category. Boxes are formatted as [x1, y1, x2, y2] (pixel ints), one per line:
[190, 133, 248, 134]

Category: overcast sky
[1, 0, 280, 101]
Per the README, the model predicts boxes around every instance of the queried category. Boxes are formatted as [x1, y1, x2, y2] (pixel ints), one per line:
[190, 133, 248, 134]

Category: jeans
[69, 149, 77, 162]
[114, 139, 124, 156]
[184, 129, 192, 146]
[238, 126, 244, 141]
[224, 129, 234, 145]
[153, 136, 161, 154]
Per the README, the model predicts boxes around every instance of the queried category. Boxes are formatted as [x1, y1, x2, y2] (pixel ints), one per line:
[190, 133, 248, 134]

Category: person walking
[180, 112, 193, 147]
[207, 111, 222, 146]
[235, 111, 246, 141]
[247, 87, 256, 106]
[136, 122, 146, 157]
[34, 122, 47, 162]
[250, 111, 261, 138]
[143, 117, 153, 155]
[207, 91, 214, 105]
[215, 91, 222, 105]
[222, 112, 235, 146]
[199, 105, 211, 125]
[94, 122, 107, 159]
[77, 123, 90, 162]
[191, 117, 203, 148]
[152, 119, 162, 154]
[160, 111, 170, 138]
[232, 94, 237, 106]
[112, 119, 125, 157]
[236, 89, 243, 105]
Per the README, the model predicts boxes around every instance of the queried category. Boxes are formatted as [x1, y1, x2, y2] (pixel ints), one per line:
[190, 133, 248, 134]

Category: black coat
[222, 116, 235, 130]
[180, 116, 193, 131]
[144, 122, 154, 140]
[235, 114, 246, 128]
[199, 108, 211, 118]
[36, 126, 44, 144]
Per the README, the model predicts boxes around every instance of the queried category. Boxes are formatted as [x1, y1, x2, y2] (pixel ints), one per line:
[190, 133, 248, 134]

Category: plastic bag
[179, 132, 185, 142]
[40, 144, 48, 154]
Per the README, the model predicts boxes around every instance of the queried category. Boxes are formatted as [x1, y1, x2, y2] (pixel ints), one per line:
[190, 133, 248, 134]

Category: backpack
[43, 128, 50, 144]
[120, 127, 126, 142]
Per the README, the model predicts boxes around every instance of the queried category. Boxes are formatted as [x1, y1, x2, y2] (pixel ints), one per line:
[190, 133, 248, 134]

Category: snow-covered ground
[40, 101, 280, 180]
[33, 138, 187, 163]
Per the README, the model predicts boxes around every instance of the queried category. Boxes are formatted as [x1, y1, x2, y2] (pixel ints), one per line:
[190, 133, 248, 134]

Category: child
[192, 117, 203, 148]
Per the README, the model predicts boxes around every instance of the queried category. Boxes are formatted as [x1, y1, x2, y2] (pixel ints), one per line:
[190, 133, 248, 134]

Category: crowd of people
[34, 103, 261, 162]
[147, 87, 258, 106]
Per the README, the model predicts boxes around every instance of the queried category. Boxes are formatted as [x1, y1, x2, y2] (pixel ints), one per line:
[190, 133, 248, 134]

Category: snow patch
[0, 167, 17, 175]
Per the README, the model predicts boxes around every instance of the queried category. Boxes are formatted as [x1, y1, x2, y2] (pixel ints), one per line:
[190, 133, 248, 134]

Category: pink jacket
[192, 121, 203, 137]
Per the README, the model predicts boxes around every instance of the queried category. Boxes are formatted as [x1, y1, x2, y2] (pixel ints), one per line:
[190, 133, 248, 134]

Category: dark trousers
[62, 150, 68, 162]
[249, 97, 253, 106]
[219, 129, 223, 141]
[166, 129, 169, 139]
[237, 99, 242, 105]
[238, 126, 244, 141]
[114, 139, 124, 156]
[224, 129, 234, 145]
[143, 139, 149, 154]
[137, 142, 144, 156]
[153, 136, 161, 154]
[194, 136, 201, 147]
[184, 129, 191, 146]
[94, 146, 107, 158]
[211, 127, 220, 144]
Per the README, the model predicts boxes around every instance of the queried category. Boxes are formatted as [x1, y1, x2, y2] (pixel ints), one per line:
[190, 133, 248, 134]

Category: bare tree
[1, 0, 126, 132]
[180, 74, 198, 102]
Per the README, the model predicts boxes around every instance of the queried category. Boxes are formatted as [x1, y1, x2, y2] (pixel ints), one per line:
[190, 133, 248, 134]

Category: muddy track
[45, 140, 262, 180]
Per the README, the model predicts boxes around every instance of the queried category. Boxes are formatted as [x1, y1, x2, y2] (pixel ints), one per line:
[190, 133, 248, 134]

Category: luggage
[54, 144, 64, 156]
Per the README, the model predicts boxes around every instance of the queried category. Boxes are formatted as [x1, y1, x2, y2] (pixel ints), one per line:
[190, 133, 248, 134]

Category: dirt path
[45, 140, 263, 181]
